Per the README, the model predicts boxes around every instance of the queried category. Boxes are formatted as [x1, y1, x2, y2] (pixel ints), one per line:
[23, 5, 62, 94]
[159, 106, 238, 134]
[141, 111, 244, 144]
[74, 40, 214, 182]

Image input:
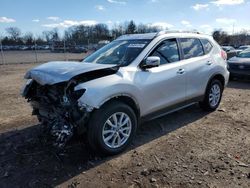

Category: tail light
[221, 50, 227, 60]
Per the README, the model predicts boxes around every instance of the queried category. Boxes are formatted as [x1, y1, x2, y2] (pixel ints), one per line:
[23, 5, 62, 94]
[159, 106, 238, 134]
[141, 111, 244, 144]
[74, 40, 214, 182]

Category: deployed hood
[25, 61, 118, 85]
[228, 56, 250, 64]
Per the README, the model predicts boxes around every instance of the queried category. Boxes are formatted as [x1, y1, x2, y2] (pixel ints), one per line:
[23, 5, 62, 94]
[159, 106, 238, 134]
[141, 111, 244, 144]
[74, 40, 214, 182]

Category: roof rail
[156, 30, 201, 36]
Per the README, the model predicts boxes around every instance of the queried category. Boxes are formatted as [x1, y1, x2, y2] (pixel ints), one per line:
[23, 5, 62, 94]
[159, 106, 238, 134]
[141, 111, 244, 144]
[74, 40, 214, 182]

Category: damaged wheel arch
[98, 95, 140, 118]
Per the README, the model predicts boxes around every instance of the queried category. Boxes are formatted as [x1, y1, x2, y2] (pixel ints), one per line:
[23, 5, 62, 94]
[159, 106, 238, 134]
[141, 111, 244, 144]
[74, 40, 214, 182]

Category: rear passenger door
[179, 38, 213, 100]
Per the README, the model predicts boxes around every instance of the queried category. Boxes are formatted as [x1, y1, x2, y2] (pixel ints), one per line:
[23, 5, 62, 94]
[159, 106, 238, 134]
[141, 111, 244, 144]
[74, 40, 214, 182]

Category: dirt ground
[0, 63, 249, 188]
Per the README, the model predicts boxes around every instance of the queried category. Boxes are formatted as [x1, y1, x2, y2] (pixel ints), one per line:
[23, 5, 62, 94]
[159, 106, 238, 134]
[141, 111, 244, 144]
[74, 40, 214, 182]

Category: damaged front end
[23, 79, 89, 148]
[22, 61, 119, 149]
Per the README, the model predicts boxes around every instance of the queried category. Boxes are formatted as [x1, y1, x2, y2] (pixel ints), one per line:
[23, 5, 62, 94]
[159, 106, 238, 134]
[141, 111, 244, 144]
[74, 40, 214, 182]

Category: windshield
[222, 46, 234, 51]
[222, 47, 229, 51]
[237, 51, 250, 58]
[239, 46, 249, 50]
[83, 40, 150, 66]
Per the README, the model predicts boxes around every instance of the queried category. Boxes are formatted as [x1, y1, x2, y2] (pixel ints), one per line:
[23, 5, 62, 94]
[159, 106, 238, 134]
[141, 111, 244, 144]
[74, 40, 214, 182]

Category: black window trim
[139, 37, 182, 69]
[199, 38, 214, 55]
[178, 37, 207, 60]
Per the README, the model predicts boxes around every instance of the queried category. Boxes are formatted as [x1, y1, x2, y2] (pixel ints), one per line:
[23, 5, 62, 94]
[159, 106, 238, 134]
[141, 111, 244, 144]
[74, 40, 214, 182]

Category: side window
[200, 39, 213, 54]
[180, 38, 204, 59]
[150, 39, 180, 65]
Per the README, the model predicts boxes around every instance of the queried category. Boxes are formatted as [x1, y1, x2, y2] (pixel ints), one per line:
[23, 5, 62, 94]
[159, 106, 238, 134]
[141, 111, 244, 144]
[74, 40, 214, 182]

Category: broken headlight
[21, 79, 33, 97]
[72, 88, 86, 100]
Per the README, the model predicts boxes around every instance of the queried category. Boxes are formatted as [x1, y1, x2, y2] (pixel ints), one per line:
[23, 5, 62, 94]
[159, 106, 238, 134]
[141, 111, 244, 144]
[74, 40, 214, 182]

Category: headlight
[21, 79, 33, 97]
[72, 89, 86, 100]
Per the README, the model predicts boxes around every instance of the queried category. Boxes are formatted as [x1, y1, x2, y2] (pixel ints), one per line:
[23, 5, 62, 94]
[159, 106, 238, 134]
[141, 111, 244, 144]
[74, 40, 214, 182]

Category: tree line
[1, 20, 250, 47]
[0, 20, 160, 46]
[212, 30, 250, 47]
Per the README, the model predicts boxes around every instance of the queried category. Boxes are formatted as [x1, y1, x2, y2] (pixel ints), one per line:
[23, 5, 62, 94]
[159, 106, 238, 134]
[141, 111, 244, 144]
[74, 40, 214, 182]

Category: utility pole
[88, 39, 90, 50]
[0, 37, 5, 65]
[232, 23, 235, 47]
[34, 37, 38, 63]
[232, 23, 235, 35]
[63, 39, 67, 61]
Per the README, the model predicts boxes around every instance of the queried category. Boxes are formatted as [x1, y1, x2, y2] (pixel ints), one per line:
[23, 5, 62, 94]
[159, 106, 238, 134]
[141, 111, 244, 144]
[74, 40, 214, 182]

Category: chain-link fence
[0, 39, 108, 65]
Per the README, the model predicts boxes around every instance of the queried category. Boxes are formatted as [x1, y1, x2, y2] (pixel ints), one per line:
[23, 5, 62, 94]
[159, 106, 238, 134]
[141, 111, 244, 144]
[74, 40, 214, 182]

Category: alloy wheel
[102, 112, 132, 149]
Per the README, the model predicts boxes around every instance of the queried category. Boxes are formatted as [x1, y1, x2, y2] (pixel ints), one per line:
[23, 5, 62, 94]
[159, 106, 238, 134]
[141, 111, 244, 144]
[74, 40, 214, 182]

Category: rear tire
[87, 101, 137, 156]
[199, 79, 223, 111]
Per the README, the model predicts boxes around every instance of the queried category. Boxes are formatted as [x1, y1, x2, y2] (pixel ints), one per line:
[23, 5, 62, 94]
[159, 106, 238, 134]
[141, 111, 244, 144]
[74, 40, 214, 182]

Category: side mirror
[141, 56, 160, 69]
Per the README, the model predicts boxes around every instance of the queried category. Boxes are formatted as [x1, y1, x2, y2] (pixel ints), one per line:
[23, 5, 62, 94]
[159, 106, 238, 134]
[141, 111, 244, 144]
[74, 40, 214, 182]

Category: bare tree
[51, 28, 60, 41]
[23, 32, 34, 45]
[6, 27, 21, 41]
[42, 29, 60, 43]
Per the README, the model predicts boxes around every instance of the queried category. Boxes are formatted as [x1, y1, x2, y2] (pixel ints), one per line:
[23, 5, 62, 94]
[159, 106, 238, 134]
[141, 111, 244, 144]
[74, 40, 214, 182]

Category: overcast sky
[0, 0, 250, 36]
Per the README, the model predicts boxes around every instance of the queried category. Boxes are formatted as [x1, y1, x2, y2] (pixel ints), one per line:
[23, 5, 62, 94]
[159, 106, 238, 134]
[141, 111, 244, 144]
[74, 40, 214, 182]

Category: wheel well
[212, 74, 225, 87]
[102, 96, 140, 117]
[203, 74, 225, 97]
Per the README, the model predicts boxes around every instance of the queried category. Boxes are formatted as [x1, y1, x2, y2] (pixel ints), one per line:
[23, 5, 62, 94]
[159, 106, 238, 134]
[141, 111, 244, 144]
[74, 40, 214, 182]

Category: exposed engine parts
[50, 120, 73, 148]
[25, 80, 90, 149]
[22, 61, 120, 150]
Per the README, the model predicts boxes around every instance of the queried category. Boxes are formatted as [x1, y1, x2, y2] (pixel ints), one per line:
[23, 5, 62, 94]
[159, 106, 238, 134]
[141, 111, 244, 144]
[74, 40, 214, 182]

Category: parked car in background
[69, 46, 88, 53]
[22, 31, 229, 155]
[222, 46, 241, 59]
[238, 45, 250, 51]
[36, 45, 51, 50]
[19, 46, 27, 51]
[227, 50, 250, 80]
[222, 46, 235, 52]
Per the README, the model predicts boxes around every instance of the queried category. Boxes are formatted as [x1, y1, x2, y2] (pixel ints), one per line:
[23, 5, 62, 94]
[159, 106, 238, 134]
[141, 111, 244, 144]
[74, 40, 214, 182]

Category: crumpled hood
[228, 56, 250, 64]
[25, 61, 117, 85]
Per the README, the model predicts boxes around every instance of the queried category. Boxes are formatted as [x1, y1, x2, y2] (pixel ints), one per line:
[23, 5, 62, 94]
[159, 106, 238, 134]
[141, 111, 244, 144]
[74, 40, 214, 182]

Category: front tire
[200, 79, 223, 111]
[87, 101, 137, 155]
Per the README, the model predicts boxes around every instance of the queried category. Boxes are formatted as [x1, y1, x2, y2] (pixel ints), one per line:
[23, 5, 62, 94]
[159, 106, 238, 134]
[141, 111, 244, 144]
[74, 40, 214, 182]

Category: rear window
[237, 51, 250, 58]
[200, 39, 213, 54]
[180, 38, 204, 59]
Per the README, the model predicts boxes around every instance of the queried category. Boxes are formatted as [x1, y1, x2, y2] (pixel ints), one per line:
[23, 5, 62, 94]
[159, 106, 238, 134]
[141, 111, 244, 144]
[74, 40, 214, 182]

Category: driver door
[135, 38, 187, 117]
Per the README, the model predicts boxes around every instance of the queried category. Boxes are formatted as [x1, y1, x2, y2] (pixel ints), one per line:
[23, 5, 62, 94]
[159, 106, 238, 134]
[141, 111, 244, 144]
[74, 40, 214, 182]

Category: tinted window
[150, 39, 180, 65]
[180, 38, 204, 59]
[200, 39, 213, 54]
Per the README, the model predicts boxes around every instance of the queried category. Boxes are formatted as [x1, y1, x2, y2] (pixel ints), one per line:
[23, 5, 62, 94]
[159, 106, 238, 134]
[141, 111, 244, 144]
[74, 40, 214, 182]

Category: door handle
[206, 61, 213, 65]
[177, 69, 185, 74]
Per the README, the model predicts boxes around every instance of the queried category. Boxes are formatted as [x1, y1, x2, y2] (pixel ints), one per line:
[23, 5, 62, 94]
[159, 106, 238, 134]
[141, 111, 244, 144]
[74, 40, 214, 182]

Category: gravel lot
[0, 50, 88, 64]
[0, 63, 249, 188]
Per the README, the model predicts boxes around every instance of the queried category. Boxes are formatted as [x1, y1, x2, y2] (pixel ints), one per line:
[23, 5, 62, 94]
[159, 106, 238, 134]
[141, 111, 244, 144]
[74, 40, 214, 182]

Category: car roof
[116, 30, 211, 41]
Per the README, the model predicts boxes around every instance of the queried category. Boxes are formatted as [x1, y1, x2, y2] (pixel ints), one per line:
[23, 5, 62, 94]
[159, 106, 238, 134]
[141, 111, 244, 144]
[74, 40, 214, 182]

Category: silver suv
[22, 31, 229, 155]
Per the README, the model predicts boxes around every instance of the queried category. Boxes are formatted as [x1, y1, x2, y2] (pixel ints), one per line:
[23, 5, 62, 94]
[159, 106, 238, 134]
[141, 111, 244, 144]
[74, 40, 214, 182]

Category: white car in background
[22, 31, 229, 155]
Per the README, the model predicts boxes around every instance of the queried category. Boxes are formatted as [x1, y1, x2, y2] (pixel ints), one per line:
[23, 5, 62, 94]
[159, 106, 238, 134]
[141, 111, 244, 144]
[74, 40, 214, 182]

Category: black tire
[199, 79, 223, 111]
[87, 101, 137, 156]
